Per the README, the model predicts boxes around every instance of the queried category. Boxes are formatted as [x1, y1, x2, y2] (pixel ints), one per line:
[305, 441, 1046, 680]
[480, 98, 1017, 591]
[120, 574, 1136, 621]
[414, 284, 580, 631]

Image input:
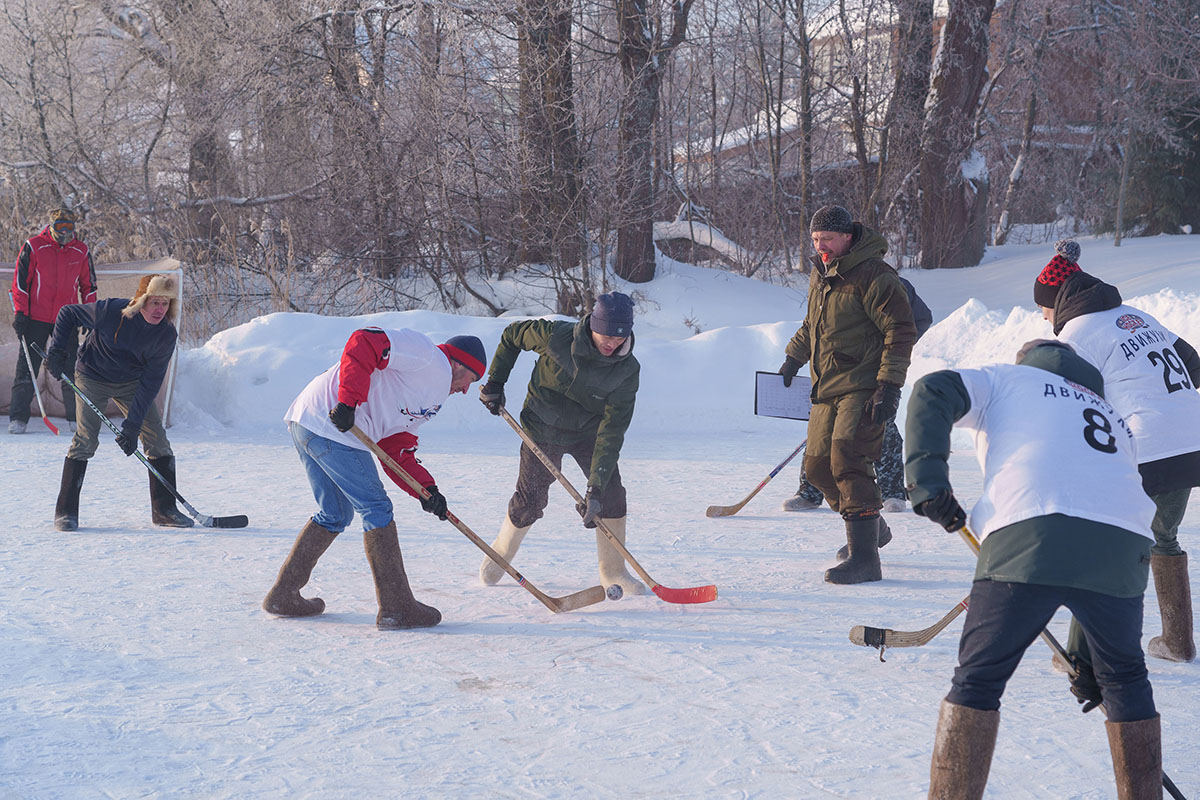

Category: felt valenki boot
[479, 513, 532, 585]
[596, 517, 647, 595]
[1147, 553, 1195, 662]
[928, 700, 1000, 800]
[263, 519, 339, 616]
[1105, 715, 1162, 800]
[148, 456, 194, 528]
[364, 521, 441, 629]
[54, 457, 88, 531]
[825, 516, 883, 584]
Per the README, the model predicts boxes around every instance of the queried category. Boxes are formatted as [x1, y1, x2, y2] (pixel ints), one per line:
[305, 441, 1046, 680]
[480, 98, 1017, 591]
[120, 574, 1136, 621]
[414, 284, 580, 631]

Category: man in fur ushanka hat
[43, 273, 190, 531]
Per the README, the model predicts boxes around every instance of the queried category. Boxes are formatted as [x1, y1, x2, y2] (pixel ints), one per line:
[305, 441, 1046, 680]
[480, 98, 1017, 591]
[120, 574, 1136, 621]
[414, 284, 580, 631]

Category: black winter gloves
[420, 485, 449, 520]
[576, 487, 602, 528]
[1068, 657, 1103, 713]
[44, 347, 68, 380]
[778, 356, 802, 388]
[866, 382, 902, 425]
[479, 381, 505, 415]
[12, 311, 29, 338]
[914, 489, 967, 532]
[116, 420, 140, 456]
[328, 402, 356, 432]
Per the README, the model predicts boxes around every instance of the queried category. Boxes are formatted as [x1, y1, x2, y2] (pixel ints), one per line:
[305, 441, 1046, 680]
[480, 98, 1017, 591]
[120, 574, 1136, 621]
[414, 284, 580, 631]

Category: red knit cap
[1033, 240, 1082, 308]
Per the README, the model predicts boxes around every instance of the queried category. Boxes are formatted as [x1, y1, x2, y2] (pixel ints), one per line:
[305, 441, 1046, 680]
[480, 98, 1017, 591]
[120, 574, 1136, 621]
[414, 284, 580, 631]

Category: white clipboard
[754, 370, 812, 421]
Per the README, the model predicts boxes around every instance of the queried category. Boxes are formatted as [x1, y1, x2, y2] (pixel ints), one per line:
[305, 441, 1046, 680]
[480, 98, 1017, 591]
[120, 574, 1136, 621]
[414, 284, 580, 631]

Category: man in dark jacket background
[477, 292, 644, 595]
[777, 205, 917, 584]
[9, 206, 96, 434]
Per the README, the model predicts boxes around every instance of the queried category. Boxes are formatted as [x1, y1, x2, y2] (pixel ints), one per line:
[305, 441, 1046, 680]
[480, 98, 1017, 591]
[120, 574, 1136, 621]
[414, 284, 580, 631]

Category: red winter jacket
[11, 227, 97, 323]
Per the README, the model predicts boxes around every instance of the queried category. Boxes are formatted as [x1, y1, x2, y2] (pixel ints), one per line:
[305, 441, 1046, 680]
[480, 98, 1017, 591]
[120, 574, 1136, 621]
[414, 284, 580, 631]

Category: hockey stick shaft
[498, 407, 717, 604]
[31, 342, 247, 529]
[349, 425, 605, 613]
[705, 440, 806, 518]
[19, 335, 59, 435]
[9, 291, 58, 434]
[958, 525, 1185, 799]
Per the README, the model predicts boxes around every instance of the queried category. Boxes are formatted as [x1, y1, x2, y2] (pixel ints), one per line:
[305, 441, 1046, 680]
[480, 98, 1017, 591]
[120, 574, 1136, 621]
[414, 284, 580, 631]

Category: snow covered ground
[3, 234, 1198, 798]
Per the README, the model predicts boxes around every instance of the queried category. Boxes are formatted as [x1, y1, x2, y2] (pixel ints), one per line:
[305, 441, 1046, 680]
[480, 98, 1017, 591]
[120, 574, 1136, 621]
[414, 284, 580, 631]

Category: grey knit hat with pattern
[809, 205, 855, 234]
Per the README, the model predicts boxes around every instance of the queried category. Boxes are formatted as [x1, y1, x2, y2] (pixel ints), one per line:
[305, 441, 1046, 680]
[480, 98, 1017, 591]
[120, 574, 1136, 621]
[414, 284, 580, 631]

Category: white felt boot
[479, 514, 532, 585]
[596, 517, 647, 595]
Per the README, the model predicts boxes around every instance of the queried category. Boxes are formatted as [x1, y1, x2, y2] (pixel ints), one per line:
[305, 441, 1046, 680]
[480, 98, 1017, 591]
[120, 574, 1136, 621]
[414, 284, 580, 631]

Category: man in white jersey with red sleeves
[1036, 239, 1200, 663]
[905, 340, 1159, 799]
[262, 328, 487, 630]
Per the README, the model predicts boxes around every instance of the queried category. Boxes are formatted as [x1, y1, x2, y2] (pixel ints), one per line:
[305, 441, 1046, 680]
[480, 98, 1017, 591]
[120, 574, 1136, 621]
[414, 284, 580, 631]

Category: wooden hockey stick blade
[849, 597, 969, 650]
[705, 440, 806, 518]
[546, 584, 608, 612]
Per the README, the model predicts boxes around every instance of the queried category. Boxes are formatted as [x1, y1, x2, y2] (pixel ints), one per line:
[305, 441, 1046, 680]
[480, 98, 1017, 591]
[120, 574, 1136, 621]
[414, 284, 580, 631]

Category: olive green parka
[487, 315, 639, 490]
[785, 224, 917, 400]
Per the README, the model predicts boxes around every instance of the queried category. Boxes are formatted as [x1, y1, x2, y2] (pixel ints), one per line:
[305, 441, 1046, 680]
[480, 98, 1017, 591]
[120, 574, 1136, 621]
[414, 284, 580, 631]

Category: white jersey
[955, 364, 1154, 543]
[285, 328, 452, 450]
[1058, 304, 1200, 463]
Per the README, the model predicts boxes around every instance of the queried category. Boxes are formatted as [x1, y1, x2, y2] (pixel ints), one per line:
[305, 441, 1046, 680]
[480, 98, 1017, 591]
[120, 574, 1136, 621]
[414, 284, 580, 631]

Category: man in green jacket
[476, 292, 644, 595]
[778, 206, 917, 584]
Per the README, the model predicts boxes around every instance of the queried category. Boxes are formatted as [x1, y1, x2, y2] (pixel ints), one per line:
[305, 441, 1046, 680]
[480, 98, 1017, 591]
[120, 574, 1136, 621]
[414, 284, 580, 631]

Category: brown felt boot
[54, 457, 88, 532]
[1106, 715, 1162, 800]
[928, 700, 999, 800]
[364, 521, 441, 629]
[825, 516, 883, 584]
[262, 520, 338, 616]
[1147, 553, 1195, 662]
[837, 516, 892, 561]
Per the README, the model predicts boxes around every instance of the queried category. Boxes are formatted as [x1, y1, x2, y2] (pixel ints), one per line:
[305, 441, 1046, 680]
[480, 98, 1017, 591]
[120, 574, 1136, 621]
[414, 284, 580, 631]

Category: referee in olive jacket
[778, 205, 917, 584]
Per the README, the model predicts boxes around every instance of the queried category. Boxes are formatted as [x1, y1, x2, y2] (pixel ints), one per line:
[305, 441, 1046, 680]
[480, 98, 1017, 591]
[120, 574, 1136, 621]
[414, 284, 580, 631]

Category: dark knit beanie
[439, 335, 487, 378]
[590, 292, 634, 337]
[809, 205, 855, 235]
[1033, 239, 1082, 308]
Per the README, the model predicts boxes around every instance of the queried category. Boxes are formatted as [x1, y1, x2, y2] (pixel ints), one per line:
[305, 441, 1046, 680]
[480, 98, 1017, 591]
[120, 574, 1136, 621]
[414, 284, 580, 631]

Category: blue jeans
[947, 580, 1155, 723]
[290, 422, 393, 533]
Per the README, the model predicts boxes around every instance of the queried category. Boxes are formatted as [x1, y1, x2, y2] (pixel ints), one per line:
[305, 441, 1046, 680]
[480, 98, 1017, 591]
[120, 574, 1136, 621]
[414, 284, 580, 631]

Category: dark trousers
[507, 438, 627, 528]
[10, 318, 76, 423]
[948, 580, 1155, 723]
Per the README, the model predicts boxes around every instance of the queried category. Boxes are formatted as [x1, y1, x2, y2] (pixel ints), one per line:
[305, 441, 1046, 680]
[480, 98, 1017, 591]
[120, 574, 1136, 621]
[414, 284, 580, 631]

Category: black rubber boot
[263, 519, 339, 616]
[364, 521, 441, 630]
[837, 516, 892, 561]
[825, 516, 883, 584]
[54, 457, 87, 531]
[148, 456, 194, 528]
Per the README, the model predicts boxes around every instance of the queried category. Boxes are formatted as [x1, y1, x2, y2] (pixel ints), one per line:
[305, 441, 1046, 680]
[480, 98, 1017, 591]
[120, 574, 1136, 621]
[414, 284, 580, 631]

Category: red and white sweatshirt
[285, 328, 454, 497]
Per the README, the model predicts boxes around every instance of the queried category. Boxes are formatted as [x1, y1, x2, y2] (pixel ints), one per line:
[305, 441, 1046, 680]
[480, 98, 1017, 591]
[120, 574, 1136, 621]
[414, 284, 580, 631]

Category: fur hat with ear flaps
[122, 274, 179, 324]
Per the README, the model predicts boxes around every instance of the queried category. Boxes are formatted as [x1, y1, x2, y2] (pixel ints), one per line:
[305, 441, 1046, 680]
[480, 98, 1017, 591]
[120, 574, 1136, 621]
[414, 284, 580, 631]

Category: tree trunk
[917, 0, 996, 269]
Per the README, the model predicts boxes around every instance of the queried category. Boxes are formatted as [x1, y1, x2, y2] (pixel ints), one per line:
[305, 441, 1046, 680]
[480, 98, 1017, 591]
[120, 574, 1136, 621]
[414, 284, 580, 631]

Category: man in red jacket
[9, 207, 96, 434]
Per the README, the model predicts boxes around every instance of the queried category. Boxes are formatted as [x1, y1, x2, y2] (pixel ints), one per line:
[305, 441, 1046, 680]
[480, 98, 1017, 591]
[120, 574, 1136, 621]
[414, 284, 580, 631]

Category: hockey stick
[498, 406, 718, 604]
[9, 291, 58, 434]
[849, 596, 970, 662]
[705, 440, 806, 518]
[957, 525, 1186, 800]
[32, 342, 248, 529]
[19, 335, 60, 435]
[348, 425, 607, 613]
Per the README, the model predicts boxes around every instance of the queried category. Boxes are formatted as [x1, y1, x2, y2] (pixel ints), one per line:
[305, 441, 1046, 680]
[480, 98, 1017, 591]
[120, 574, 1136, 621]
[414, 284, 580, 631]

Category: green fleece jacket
[785, 224, 917, 401]
[487, 315, 639, 490]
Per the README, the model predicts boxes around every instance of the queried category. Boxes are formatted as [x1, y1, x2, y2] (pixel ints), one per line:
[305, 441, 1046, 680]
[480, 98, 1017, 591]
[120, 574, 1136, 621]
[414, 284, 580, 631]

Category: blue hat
[590, 292, 634, 338]
[439, 335, 487, 378]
